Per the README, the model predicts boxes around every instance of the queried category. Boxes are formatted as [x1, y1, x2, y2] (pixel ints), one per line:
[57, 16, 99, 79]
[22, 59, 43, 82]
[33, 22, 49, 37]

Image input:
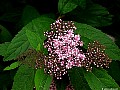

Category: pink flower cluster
[84, 41, 112, 71]
[44, 19, 85, 79]
[43, 19, 112, 79]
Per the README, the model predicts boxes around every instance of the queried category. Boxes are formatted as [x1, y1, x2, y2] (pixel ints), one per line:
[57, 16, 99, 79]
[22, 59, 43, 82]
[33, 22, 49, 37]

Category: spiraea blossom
[43, 19, 112, 79]
[83, 41, 112, 71]
[44, 19, 85, 79]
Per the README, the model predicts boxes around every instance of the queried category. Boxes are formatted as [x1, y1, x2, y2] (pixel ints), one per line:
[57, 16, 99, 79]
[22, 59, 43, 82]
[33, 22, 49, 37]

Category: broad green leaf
[12, 65, 35, 90]
[43, 75, 52, 90]
[0, 24, 12, 43]
[40, 13, 56, 20]
[4, 17, 54, 61]
[4, 62, 19, 71]
[34, 68, 52, 90]
[83, 69, 104, 90]
[83, 68, 120, 90]
[0, 42, 10, 56]
[21, 5, 40, 25]
[73, 0, 86, 9]
[58, 0, 77, 14]
[68, 67, 91, 90]
[93, 68, 120, 88]
[24, 17, 54, 54]
[108, 61, 120, 82]
[26, 30, 41, 50]
[25, 17, 54, 54]
[30, 16, 54, 40]
[4, 29, 30, 61]
[67, 3, 112, 27]
[75, 22, 120, 60]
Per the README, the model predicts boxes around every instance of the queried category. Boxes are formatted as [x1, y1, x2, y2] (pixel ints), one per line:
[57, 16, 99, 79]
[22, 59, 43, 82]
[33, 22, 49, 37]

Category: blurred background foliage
[0, 0, 120, 89]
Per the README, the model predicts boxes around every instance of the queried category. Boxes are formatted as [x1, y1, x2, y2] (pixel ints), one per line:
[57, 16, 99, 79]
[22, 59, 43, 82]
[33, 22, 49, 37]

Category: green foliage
[34, 68, 52, 90]
[72, 0, 86, 9]
[3, 29, 30, 61]
[26, 30, 41, 50]
[4, 62, 20, 71]
[108, 61, 120, 82]
[58, 0, 77, 14]
[83, 68, 120, 90]
[21, 5, 40, 25]
[68, 67, 91, 90]
[3, 17, 54, 61]
[0, 24, 12, 43]
[12, 65, 35, 90]
[0, 42, 10, 56]
[75, 22, 120, 60]
[24, 17, 54, 54]
[58, 0, 87, 14]
[66, 3, 113, 27]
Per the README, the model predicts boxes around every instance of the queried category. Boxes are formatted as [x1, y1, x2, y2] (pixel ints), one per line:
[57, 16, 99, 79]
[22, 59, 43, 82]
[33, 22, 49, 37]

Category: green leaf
[4, 17, 54, 61]
[4, 62, 19, 71]
[25, 16, 54, 42]
[34, 68, 52, 90]
[83, 68, 120, 90]
[26, 30, 41, 50]
[83, 69, 104, 90]
[58, 0, 77, 14]
[40, 13, 56, 20]
[12, 65, 35, 90]
[0, 24, 12, 43]
[24, 17, 54, 54]
[36, 43, 41, 51]
[21, 5, 40, 25]
[68, 67, 91, 90]
[107, 61, 120, 82]
[73, 0, 86, 9]
[67, 3, 113, 27]
[75, 22, 120, 60]
[4, 29, 30, 61]
[0, 42, 10, 56]
[25, 17, 54, 54]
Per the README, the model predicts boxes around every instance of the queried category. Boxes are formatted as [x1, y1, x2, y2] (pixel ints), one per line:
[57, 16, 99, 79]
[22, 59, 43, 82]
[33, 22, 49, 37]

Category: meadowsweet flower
[83, 41, 112, 71]
[44, 19, 85, 79]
